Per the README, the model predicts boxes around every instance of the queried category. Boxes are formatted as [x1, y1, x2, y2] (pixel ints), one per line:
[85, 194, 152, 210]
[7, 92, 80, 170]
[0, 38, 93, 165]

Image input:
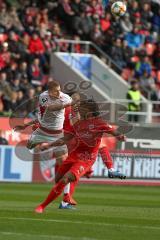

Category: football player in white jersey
[14, 80, 79, 197]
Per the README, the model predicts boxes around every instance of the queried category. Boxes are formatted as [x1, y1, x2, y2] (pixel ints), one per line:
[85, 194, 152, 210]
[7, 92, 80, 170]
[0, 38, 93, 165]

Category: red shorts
[57, 160, 93, 181]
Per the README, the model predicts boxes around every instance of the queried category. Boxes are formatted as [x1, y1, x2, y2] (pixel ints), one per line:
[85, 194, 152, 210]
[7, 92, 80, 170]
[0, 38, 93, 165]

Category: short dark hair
[67, 91, 88, 101]
[81, 99, 100, 117]
[48, 80, 60, 91]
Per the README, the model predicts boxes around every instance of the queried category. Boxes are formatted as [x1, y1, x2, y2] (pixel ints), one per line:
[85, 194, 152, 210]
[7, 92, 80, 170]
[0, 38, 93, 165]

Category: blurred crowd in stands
[0, 0, 160, 117]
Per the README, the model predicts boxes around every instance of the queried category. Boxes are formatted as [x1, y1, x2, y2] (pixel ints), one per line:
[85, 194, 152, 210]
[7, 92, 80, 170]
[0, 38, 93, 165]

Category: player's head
[72, 92, 87, 103]
[67, 91, 87, 106]
[48, 80, 61, 99]
[79, 99, 100, 118]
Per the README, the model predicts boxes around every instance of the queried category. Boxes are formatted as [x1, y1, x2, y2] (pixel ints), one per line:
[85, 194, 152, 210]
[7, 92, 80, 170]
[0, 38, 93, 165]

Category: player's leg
[35, 161, 72, 213]
[99, 146, 126, 179]
[63, 180, 78, 205]
[54, 148, 71, 200]
[59, 161, 91, 208]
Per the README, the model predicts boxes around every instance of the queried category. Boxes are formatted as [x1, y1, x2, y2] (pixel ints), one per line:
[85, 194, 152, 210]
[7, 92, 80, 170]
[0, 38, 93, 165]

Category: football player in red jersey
[62, 92, 126, 206]
[35, 99, 126, 212]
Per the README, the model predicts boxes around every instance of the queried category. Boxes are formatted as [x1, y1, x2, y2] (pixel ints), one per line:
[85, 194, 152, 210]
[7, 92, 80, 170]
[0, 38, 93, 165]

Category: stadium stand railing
[54, 39, 160, 125]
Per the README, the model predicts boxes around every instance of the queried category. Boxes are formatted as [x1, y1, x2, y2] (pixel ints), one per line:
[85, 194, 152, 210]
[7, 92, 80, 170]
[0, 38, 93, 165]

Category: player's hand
[14, 125, 26, 131]
[40, 143, 50, 151]
[73, 104, 79, 112]
[116, 134, 126, 142]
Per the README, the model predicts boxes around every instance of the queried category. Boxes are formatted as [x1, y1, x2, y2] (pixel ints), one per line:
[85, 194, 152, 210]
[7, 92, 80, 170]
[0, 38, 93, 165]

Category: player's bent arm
[95, 124, 126, 142]
[109, 130, 126, 141]
[47, 99, 79, 111]
[41, 133, 74, 151]
[14, 119, 39, 131]
[70, 112, 80, 125]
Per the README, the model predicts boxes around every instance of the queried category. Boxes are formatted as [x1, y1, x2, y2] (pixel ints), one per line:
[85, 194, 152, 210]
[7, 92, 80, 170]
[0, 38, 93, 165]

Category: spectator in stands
[57, 0, 75, 30]
[36, 8, 49, 29]
[91, 23, 103, 45]
[72, 35, 82, 53]
[85, 0, 104, 20]
[153, 42, 160, 70]
[20, 77, 32, 94]
[128, 0, 140, 22]
[3, 91, 18, 113]
[8, 31, 21, 60]
[125, 27, 144, 49]
[28, 57, 43, 86]
[0, 3, 12, 30]
[17, 90, 27, 116]
[135, 56, 152, 77]
[52, 23, 63, 39]
[100, 12, 111, 32]
[110, 16, 122, 38]
[0, 71, 12, 99]
[11, 78, 21, 92]
[0, 51, 5, 70]
[72, 9, 94, 38]
[28, 31, 46, 64]
[25, 88, 38, 118]
[18, 61, 29, 80]
[7, 6, 24, 33]
[111, 38, 126, 68]
[7, 62, 19, 82]
[120, 13, 133, 33]
[0, 89, 5, 116]
[43, 31, 56, 55]
[70, 0, 85, 17]
[122, 40, 133, 67]
[151, 8, 160, 33]
[139, 71, 158, 101]
[141, 3, 153, 26]
[127, 81, 141, 122]
[0, 42, 11, 69]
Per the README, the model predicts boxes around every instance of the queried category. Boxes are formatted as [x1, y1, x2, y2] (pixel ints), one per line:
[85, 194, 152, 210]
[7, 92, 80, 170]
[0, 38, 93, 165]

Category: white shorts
[28, 128, 67, 153]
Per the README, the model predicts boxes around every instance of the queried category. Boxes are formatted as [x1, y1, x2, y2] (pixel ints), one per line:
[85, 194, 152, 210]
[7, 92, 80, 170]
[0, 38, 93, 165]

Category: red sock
[99, 147, 114, 169]
[41, 180, 66, 208]
[70, 180, 78, 197]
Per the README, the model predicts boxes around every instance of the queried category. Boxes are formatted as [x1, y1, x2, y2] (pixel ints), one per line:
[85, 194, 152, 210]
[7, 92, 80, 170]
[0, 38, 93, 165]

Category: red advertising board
[0, 117, 31, 145]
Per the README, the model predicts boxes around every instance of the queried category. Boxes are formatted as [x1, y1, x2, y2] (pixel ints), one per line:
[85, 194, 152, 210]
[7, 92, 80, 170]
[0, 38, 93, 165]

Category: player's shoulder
[39, 91, 48, 98]
[39, 91, 49, 105]
[94, 117, 113, 128]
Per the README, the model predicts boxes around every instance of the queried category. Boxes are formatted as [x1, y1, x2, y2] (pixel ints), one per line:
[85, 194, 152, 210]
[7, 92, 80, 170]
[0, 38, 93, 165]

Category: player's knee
[67, 172, 76, 182]
[69, 173, 76, 182]
[61, 173, 76, 184]
[55, 173, 62, 183]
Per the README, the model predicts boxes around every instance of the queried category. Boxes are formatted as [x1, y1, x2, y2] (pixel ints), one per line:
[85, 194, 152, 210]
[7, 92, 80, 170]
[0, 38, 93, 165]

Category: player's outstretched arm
[110, 130, 126, 141]
[47, 99, 79, 111]
[14, 119, 38, 131]
[40, 133, 74, 151]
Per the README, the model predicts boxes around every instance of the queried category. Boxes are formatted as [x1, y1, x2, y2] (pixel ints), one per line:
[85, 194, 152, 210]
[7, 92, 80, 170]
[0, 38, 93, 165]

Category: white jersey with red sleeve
[38, 91, 72, 130]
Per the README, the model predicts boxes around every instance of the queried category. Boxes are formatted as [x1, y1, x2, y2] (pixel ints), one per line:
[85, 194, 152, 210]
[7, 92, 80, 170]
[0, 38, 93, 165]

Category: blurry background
[0, 0, 160, 184]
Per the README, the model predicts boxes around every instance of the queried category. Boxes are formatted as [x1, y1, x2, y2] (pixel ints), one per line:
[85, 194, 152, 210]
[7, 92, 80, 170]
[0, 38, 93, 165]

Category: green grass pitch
[0, 183, 160, 240]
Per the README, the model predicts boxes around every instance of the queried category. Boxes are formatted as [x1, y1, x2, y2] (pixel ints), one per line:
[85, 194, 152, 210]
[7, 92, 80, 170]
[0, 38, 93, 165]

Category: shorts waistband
[39, 125, 63, 134]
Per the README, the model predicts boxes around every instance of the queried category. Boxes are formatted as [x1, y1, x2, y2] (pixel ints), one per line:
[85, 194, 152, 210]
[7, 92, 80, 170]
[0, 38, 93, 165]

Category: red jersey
[66, 117, 113, 164]
[63, 106, 72, 132]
